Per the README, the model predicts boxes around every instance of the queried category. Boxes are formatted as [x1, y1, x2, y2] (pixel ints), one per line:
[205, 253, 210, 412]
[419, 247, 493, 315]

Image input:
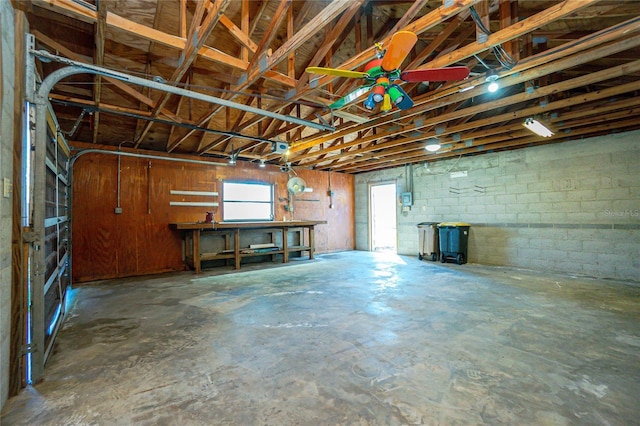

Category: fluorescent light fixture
[485, 69, 499, 93]
[425, 139, 441, 152]
[523, 118, 554, 137]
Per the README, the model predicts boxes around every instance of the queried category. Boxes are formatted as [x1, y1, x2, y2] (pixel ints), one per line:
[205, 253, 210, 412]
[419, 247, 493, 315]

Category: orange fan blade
[381, 31, 418, 72]
[306, 67, 368, 79]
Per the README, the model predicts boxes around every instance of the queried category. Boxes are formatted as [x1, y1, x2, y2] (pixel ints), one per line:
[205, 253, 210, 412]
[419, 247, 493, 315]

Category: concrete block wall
[1, 0, 16, 410]
[355, 130, 640, 282]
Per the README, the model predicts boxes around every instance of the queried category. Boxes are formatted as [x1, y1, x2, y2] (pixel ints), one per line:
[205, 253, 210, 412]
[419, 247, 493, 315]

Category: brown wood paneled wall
[71, 149, 354, 282]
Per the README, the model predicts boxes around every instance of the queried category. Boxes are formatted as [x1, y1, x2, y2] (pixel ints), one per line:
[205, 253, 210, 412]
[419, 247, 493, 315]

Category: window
[222, 181, 274, 221]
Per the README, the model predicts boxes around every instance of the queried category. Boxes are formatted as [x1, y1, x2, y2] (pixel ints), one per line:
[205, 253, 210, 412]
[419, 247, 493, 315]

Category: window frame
[222, 180, 275, 222]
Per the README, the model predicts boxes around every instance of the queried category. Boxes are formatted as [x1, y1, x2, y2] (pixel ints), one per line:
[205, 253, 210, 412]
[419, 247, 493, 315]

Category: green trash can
[417, 222, 439, 261]
[438, 222, 470, 265]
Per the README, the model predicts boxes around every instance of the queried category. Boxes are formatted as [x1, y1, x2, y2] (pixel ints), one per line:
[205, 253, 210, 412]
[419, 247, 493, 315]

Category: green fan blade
[329, 86, 372, 109]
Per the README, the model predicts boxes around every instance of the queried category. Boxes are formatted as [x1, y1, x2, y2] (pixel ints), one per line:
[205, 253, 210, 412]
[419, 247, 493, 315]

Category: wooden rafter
[31, 0, 247, 70]
[295, 0, 366, 91]
[419, 0, 600, 70]
[33, 30, 185, 123]
[134, 0, 230, 147]
[28, 0, 640, 173]
[291, 7, 638, 156]
[331, 80, 640, 172]
[190, 0, 355, 154]
[294, 45, 640, 163]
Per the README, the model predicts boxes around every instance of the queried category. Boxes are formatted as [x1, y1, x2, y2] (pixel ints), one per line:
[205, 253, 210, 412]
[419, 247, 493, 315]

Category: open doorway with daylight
[370, 182, 397, 252]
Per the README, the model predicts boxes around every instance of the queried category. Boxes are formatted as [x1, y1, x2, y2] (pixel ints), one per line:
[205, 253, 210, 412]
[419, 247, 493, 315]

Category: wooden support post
[234, 228, 240, 269]
[194, 229, 201, 274]
[282, 227, 288, 263]
[224, 233, 232, 266]
[309, 226, 315, 259]
[11, 10, 27, 395]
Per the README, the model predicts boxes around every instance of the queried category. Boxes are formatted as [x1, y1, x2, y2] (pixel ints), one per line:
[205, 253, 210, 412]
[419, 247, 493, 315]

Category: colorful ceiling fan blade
[400, 66, 470, 82]
[329, 85, 373, 109]
[381, 31, 418, 72]
[306, 67, 368, 79]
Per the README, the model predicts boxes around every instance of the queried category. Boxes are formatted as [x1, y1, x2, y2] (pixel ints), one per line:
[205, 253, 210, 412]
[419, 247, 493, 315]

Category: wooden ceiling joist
[297, 61, 640, 167]
[291, 15, 640, 156]
[28, 0, 640, 172]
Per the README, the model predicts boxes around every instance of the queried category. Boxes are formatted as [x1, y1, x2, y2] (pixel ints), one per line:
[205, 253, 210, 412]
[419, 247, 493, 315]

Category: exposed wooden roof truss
[22, 0, 640, 173]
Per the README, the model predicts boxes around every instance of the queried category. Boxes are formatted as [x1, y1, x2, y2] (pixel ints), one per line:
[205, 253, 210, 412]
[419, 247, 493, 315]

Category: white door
[370, 183, 397, 252]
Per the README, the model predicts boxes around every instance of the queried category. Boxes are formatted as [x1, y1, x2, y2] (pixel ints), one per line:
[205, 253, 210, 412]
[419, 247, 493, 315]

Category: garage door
[26, 103, 71, 383]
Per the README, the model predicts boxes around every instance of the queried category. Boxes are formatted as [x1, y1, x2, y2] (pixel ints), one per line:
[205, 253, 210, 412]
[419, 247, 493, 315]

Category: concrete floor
[2, 251, 640, 425]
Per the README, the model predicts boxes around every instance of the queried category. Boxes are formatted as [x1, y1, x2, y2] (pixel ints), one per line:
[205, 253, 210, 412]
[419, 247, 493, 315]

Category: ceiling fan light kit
[523, 118, 554, 138]
[382, 94, 393, 112]
[364, 92, 377, 110]
[372, 84, 386, 102]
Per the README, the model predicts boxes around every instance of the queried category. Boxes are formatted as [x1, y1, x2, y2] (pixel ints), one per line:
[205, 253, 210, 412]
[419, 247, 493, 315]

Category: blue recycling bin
[438, 222, 470, 264]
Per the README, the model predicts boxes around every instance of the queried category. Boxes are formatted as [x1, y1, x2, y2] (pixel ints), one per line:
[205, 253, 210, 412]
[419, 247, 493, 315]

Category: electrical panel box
[401, 192, 413, 206]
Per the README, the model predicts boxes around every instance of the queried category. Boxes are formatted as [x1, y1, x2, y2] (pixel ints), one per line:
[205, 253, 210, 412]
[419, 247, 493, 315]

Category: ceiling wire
[469, 5, 517, 70]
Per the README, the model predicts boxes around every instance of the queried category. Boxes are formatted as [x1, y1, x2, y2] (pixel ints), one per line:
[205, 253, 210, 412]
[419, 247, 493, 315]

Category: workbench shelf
[200, 251, 235, 261]
[288, 245, 311, 253]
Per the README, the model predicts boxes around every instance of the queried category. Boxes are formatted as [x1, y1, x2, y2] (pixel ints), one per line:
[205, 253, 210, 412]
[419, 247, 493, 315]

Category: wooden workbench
[170, 220, 326, 273]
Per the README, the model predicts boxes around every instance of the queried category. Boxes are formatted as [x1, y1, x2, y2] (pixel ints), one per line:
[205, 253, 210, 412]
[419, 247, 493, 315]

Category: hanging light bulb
[425, 138, 441, 152]
[485, 69, 499, 93]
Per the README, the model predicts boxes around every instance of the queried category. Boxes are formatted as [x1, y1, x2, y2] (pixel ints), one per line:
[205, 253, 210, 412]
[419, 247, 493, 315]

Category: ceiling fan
[307, 31, 469, 112]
